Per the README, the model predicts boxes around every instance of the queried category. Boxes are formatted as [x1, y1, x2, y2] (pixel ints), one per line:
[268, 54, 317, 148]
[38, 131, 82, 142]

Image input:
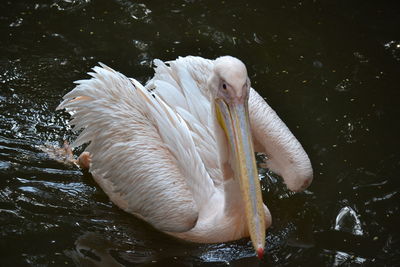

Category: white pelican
[57, 56, 313, 259]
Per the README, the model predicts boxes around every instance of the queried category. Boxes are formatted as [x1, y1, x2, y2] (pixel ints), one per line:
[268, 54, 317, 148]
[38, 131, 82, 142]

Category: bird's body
[58, 56, 312, 255]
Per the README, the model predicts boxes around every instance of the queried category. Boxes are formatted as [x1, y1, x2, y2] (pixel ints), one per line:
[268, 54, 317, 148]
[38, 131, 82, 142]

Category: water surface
[1, 0, 399, 266]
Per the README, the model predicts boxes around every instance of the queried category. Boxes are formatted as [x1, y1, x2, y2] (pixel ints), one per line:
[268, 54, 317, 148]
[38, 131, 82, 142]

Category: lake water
[1, 0, 399, 266]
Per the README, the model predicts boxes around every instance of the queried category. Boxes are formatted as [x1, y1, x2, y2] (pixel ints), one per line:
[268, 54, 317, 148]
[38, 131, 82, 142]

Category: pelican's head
[212, 56, 250, 104]
[210, 56, 266, 259]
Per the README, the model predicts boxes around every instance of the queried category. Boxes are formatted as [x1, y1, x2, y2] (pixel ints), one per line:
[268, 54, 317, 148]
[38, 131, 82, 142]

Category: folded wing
[58, 64, 215, 232]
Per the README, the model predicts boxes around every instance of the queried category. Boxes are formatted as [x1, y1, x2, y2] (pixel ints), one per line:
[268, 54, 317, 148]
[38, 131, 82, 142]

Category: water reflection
[66, 221, 302, 266]
[333, 251, 366, 266]
[67, 232, 127, 266]
[384, 41, 400, 61]
[50, 0, 91, 12]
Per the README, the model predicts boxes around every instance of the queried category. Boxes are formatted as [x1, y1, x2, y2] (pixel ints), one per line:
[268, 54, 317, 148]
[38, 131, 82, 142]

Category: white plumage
[58, 56, 313, 257]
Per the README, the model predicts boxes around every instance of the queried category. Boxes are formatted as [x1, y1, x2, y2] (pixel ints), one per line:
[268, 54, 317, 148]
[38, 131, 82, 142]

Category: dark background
[1, 0, 399, 266]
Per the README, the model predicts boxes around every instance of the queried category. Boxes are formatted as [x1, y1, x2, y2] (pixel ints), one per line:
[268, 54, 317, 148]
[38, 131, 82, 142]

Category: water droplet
[334, 206, 363, 235]
[313, 60, 323, 68]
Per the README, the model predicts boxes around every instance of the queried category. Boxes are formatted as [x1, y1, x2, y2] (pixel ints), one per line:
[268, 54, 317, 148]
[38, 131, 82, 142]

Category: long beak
[216, 97, 266, 259]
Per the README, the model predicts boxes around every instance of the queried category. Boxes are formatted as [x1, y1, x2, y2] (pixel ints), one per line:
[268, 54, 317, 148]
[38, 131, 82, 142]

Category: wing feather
[58, 65, 202, 232]
[148, 57, 223, 187]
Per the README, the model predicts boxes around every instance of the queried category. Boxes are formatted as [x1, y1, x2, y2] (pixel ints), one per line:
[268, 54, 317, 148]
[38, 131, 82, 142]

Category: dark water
[1, 0, 399, 266]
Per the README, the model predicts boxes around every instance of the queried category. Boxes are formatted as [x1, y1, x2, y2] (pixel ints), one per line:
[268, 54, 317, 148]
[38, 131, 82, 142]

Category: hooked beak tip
[257, 247, 264, 259]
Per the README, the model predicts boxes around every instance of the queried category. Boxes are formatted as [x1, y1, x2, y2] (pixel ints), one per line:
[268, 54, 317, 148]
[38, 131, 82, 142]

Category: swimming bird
[57, 56, 313, 259]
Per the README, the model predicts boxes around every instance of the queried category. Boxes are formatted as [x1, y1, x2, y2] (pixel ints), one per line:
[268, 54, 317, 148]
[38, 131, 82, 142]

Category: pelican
[57, 56, 313, 259]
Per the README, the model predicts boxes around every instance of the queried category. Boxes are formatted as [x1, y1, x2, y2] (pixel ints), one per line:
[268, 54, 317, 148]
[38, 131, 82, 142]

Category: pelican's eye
[222, 83, 227, 90]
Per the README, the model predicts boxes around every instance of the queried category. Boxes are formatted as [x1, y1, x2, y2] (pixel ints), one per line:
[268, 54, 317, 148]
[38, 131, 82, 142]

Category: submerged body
[58, 56, 313, 257]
